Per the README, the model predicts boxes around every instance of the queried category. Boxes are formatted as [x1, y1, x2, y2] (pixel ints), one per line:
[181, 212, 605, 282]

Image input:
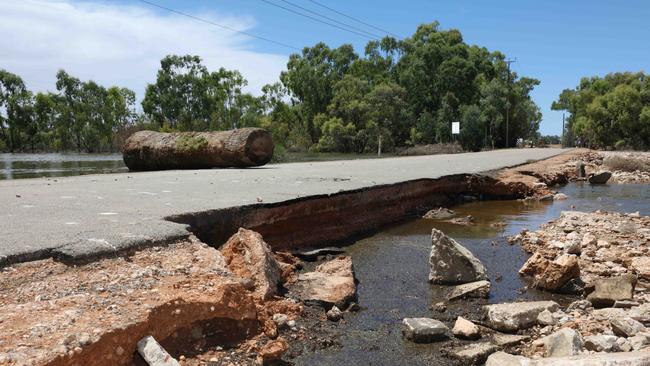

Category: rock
[433, 302, 447, 313]
[447, 280, 491, 300]
[631, 257, 650, 280]
[533, 328, 583, 357]
[221, 229, 283, 299]
[257, 338, 289, 364]
[445, 215, 475, 225]
[615, 300, 640, 308]
[136, 336, 180, 366]
[293, 256, 356, 308]
[485, 352, 528, 366]
[566, 299, 593, 313]
[553, 193, 568, 200]
[326, 306, 343, 322]
[537, 309, 556, 326]
[449, 342, 497, 365]
[452, 316, 481, 340]
[581, 233, 597, 247]
[629, 333, 650, 351]
[429, 229, 487, 284]
[617, 337, 633, 352]
[584, 334, 620, 352]
[295, 247, 345, 261]
[488, 351, 650, 366]
[589, 171, 612, 184]
[484, 301, 559, 332]
[402, 318, 449, 343]
[521, 252, 581, 291]
[490, 333, 529, 347]
[586, 274, 637, 308]
[610, 317, 646, 337]
[423, 207, 456, 219]
[272, 313, 289, 329]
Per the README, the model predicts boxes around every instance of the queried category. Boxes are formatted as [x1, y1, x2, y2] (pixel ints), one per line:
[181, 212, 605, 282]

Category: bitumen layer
[0, 148, 567, 266]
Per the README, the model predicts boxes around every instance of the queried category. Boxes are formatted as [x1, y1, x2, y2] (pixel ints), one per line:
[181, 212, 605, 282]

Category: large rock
[429, 229, 487, 284]
[610, 317, 647, 337]
[452, 316, 481, 340]
[520, 253, 580, 291]
[584, 334, 620, 352]
[402, 318, 449, 343]
[586, 274, 637, 308]
[631, 257, 650, 280]
[221, 228, 283, 299]
[293, 256, 356, 307]
[533, 328, 583, 357]
[487, 350, 650, 366]
[423, 207, 456, 219]
[589, 171, 612, 184]
[448, 342, 497, 365]
[484, 301, 559, 332]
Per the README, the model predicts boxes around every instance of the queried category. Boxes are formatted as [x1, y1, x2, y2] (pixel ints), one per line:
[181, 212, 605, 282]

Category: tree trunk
[122, 128, 274, 171]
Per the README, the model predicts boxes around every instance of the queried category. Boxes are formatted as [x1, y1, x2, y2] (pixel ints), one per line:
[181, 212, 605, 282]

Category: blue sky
[4, 1, 649, 135]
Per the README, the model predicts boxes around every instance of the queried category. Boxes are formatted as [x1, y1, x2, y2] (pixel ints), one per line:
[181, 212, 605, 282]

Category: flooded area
[0, 153, 126, 180]
[293, 182, 650, 365]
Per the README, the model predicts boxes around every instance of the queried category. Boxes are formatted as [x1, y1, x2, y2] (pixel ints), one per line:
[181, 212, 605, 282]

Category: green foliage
[552, 72, 650, 149]
[0, 22, 543, 154]
[459, 105, 484, 151]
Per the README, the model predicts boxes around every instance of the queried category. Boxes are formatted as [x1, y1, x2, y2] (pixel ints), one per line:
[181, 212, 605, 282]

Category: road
[0, 148, 567, 266]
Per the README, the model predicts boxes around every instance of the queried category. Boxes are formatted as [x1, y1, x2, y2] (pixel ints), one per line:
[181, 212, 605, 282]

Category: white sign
[451, 122, 460, 134]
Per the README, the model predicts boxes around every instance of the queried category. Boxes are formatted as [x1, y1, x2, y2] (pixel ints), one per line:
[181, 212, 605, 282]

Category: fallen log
[122, 128, 274, 171]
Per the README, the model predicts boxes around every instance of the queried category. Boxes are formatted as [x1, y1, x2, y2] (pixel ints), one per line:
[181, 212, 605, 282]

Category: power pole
[560, 112, 564, 147]
[505, 58, 516, 148]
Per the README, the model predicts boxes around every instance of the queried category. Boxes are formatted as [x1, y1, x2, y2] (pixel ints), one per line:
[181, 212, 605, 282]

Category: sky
[1, 1, 649, 135]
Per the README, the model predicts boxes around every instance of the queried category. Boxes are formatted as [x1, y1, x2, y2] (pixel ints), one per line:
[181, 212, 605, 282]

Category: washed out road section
[0, 148, 566, 266]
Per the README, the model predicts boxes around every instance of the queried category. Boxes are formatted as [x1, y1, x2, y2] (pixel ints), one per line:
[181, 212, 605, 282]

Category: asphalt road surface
[0, 148, 567, 266]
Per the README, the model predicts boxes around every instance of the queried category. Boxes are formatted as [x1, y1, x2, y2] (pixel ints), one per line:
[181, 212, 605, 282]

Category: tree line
[0, 22, 543, 153]
[552, 72, 650, 150]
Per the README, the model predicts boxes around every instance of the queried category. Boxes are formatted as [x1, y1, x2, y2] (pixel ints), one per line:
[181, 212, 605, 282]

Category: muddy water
[293, 183, 649, 365]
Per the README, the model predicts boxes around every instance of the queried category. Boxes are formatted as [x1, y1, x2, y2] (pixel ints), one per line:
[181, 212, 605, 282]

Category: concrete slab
[0, 148, 568, 266]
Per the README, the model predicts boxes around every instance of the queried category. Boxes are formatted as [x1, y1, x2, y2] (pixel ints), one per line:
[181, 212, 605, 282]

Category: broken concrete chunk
[533, 328, 583, 357]
[452, 316, 480, 340]
[485, 352, 528, 366]
[423, 207, 456, 219]
[221, 228, 283, 300]
[631, 257, 650, 280]
[536, 309, 556, 326]
[137, 336, 180, 366]
[448, 342, 497, 365]
[448, 280, 490, 300]
[610, 317, 646, 337]
[584, 334, 620, 352]
[402, 318, 449, 343]
[490, 333, 529, 347]
[484, 301, 559, 332]
[429, 229, 487, 284]
[293, 256, 356, 308]
[586, 274, 637, 308]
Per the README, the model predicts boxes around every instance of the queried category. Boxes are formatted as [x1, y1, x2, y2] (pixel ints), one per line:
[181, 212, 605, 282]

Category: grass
[604, 154, 650, 172]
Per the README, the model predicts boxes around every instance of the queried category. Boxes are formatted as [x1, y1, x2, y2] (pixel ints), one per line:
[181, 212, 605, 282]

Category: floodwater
[294, 182, 649, 365]
[0, 153, 126, 180]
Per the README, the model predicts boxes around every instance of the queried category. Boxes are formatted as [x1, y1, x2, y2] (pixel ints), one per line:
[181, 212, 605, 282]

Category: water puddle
[293, 183, 649, 365]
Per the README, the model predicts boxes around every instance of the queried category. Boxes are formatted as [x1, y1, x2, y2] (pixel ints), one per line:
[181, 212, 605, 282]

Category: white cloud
[0, 0, 288, 99]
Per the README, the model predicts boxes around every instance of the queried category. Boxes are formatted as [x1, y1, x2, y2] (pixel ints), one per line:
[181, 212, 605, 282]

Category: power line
[258, 0, 378, 40]
[138, 0, 300, 51]
[307, 0, 402, 39]
[275, 0, 382, 39]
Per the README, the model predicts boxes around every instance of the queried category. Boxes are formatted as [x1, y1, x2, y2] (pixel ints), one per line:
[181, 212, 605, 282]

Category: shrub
[604, 154, 650, 172]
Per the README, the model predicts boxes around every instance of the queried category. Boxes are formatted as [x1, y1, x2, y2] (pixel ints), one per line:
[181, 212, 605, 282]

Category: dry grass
[604, 154, 650, 172]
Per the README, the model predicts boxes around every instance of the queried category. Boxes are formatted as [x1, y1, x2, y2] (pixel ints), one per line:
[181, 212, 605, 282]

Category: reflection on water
[295, 183, 649, 365]
[0, 153, 126, 180]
